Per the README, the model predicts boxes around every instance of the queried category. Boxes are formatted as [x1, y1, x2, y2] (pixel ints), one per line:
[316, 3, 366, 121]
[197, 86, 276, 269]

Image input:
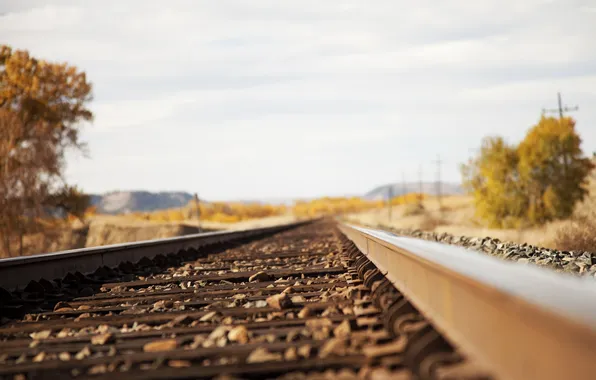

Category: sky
[1, 0, 596, 200]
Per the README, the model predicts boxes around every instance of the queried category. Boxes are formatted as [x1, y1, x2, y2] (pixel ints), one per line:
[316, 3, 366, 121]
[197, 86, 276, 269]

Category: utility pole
[193, 193, 201, 233]
[432, 155, 443, 211]
[542, 92, 578, 119]
[387, 183, 393, 222]
[418, 164, 423, 207]
[402, 171, 407, 204]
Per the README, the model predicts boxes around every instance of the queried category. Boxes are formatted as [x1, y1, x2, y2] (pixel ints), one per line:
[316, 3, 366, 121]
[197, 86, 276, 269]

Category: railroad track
[1, 219, 596, 380]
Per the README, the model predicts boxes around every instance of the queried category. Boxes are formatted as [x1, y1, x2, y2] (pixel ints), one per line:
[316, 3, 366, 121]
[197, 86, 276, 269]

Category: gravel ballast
[374, 225, 596, 277]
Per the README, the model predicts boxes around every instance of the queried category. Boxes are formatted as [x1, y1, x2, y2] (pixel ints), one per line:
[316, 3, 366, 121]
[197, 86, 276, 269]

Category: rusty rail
[0, 220, 310, 290]
[339, 223, 596, 380]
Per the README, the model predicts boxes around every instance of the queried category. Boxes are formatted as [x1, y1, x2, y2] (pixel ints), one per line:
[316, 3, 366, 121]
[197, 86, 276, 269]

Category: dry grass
[347, 185, 596, 249]
[5, 214, 301, 258]
[403, 203, 426, 217]
[419, 214, 448, 231]
[552, 218, 596, 252]
[84, 221, 204, 248]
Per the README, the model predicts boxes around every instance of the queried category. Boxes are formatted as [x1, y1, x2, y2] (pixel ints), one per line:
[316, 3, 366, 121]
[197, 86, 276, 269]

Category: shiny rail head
[347, 224, 596, 328]
[340, 223, 596, 380]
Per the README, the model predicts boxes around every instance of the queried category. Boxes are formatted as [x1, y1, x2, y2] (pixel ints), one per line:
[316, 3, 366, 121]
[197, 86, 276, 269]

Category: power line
[542, 92, 578, 119]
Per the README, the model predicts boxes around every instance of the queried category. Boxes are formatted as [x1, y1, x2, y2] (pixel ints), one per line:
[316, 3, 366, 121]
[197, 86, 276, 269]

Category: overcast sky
[2, 1, 596, 200]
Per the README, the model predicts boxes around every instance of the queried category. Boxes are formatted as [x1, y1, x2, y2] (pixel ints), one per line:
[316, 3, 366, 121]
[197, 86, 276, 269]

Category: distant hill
[90, 191, 194, 214]
[364, 182, 463, 200]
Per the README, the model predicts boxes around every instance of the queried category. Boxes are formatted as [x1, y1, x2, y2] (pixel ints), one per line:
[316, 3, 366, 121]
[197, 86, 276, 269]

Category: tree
[0, 45, 93, 256]
[462, 116, 593, 228]
[46, 186, 91, 222]
[462, 136, 525, 228]
[518, 116, 593, 224]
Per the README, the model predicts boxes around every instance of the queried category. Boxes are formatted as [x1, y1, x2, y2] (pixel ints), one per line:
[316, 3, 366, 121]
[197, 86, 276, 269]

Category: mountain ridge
[364, 182, 463, 200]
[90, 183, 464, 215]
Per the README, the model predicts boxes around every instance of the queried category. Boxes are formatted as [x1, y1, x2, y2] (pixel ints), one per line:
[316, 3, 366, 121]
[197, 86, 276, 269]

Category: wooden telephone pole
[432, 155, 443, 211]
[193, 193, 201, 233]
[542, 92, 578, 119]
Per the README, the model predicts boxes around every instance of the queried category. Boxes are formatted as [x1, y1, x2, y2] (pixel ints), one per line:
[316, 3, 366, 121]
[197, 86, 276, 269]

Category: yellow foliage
[292, 197, 383, 218]
[389, 193, 427, 205]
[84, 206, 97, 218]
[132, 201, 287, 224]
[462, 116, 594, 228]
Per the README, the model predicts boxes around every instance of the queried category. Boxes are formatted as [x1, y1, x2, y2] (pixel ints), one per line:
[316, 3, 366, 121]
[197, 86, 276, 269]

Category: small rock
[190, 335, 206, 349]
[246, 347, 283, 363]
[170, 314, 193, 326]
[88, 364, 107, 375]
[53, 301, 71, 311]
[298, 307, 312, 318]
[312, 327, 330, 340]
[228, 326, 249, 344]
[286, 330, 300, 342]
[91, 333, 113, 345]
[284, 346, 298, 361]
[75, 346, 91, 360]
[266, 293, 293, 310]
[143, 339, 178, 352]
[249, 271, 272, 282]
[97, 325, 119, 334]
[282, 286, 295, 294]
[319, 338, 348, 358]
[55, 307, 74, 312]
[29, 330, 52, 340]
[306, 318, 333, 329]
[200, 311, 219, 322]
[58, 352, 71, 361]
[333, 320, 352, 338]
[168, 360, 191, 368]
[32, 352, 46, 362]
[78, 305, 91, 310]
[209, 326, 231, 341]
[291, 295, 306, 303]
[322, 306, 339, 317]
[75, 313, 91, 321]
[297, 344, 312, 358]
[153, 300, 174, 309]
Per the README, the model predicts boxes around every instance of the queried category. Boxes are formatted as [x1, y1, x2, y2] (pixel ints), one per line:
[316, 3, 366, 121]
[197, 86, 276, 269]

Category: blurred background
[1, 0, 596, 257]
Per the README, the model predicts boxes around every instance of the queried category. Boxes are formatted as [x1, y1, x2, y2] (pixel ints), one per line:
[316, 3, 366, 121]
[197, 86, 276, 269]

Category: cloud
[2, 0, 596, 199]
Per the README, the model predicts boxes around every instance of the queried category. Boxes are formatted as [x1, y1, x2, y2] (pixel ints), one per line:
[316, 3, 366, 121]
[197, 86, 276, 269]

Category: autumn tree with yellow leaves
[0, 45, 93, 255]
[462, 116, 593, 228]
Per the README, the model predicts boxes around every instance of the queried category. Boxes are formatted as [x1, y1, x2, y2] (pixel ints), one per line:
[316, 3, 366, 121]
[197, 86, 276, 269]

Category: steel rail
[0, 220, 311, 290]
[339, 223, 596, 380]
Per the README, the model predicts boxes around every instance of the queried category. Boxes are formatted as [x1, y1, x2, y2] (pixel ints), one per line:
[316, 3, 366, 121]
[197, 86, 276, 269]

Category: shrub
[403, 203, 425, 217]
[553, 217, 596, 252]
[419, 214, 447, 231]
